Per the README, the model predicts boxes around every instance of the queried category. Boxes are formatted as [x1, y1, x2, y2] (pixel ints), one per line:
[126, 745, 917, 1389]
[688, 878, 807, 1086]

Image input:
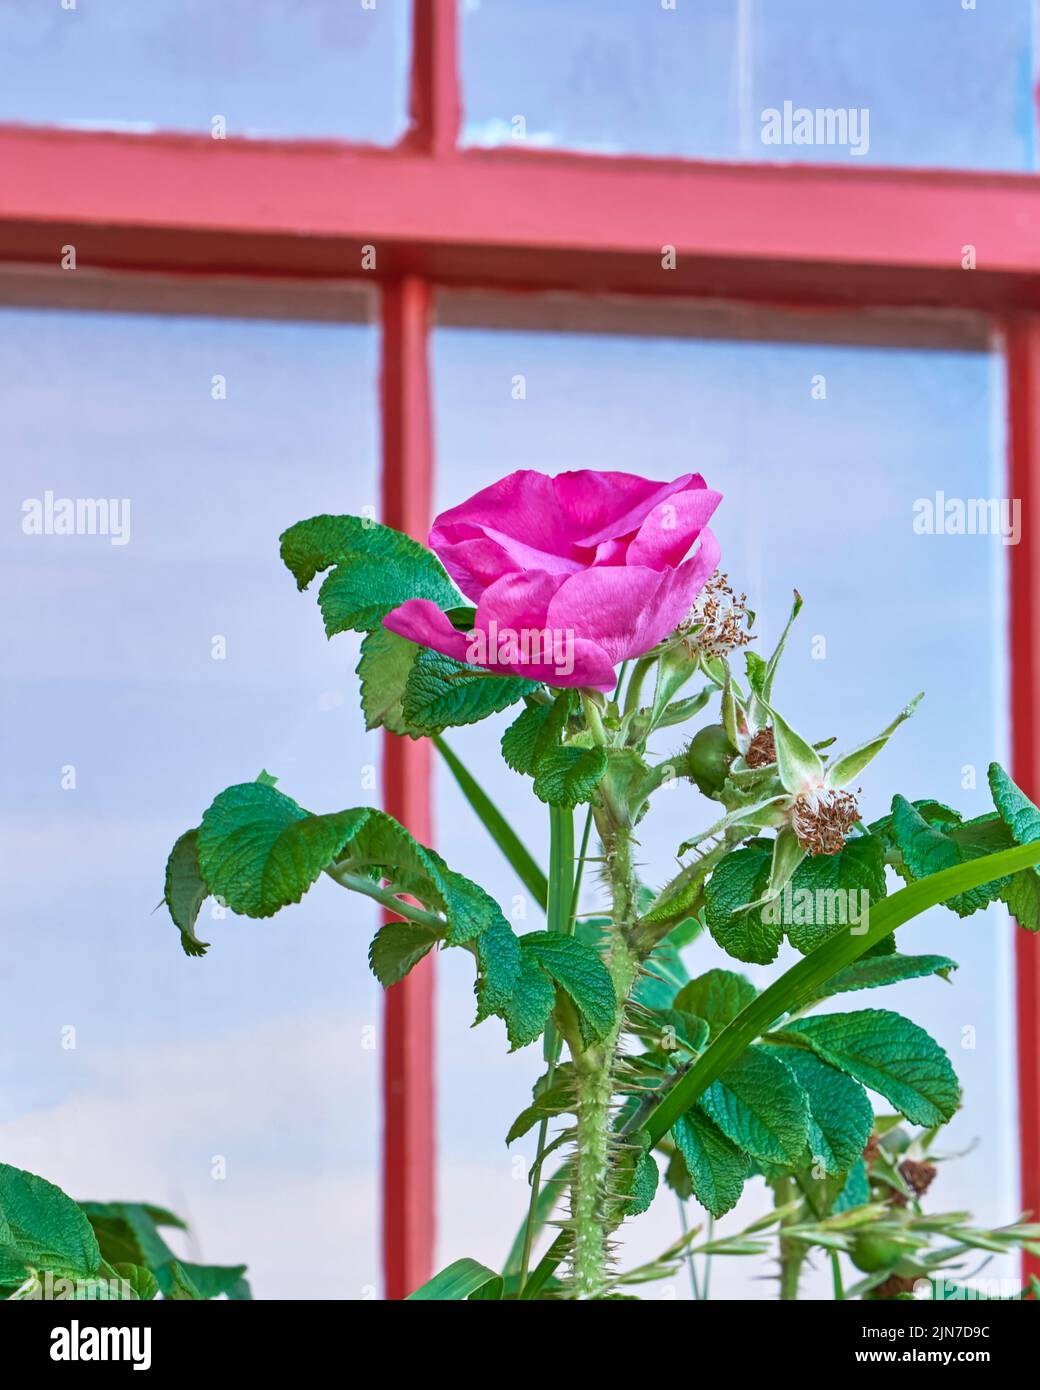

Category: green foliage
[518, 932, 616, 1047]
[162, 828, 210, 957]
[763, 1045, 873, 1178]
[533, 746, 608, 809]
[356, 626, 423, 736]
[703, 834, 888, 964]
[502, 694, 573, 775]
[782, 836, 887, 956]
[888, 796, 1009, 915]
[867, 769, 1040, 930]
[814, 952, 957, 999]
[0, 1163, 100, 1294]
[699, 1047, 810, 1167]
[776, 1010, 960, 1128]
[703, 846, 781, 964]
[673, 968, 757, 1040]
[368, 922, 440, 987]
[280, 514, 459, 635]
[405, 1257, 503, 1301]
[502, 693, 608, 808]
[401, 649, 538, 736]
[671, 1110, 749, 1218]
[0, 1166, 248, 1301]
[81, 1201, 250, 1302]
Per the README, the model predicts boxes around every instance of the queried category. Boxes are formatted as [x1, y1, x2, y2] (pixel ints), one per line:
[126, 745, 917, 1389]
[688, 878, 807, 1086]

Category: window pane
[432, 314, 1013, 1296]
[462, 0, 1036, 170]
[2, 307, 383, 1297]
[0, 0, 411, 141]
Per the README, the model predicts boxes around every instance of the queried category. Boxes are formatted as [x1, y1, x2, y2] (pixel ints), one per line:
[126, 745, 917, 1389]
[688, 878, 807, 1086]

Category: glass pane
[1, 307, 383, 1297]
[462, 0, 1036, 170]
[0, 0, 411, 141]
[432, 315, 1013, 1296]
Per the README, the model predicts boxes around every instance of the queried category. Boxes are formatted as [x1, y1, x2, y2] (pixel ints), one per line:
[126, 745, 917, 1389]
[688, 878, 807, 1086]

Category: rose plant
[160, 469, 1040, 1300]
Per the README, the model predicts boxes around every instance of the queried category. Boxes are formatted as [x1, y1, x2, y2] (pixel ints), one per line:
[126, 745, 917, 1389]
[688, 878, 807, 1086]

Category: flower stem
[517, 806, 574, 1295]
[569, 820, 640, 1299]
[774, 1177, 804, 1300]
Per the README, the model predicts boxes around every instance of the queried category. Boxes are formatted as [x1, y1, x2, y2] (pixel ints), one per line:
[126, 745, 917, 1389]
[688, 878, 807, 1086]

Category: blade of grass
[433, 732, 547, 910]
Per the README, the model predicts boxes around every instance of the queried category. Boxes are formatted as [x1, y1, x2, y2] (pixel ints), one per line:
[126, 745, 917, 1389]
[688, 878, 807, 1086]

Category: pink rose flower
[383, 469, 722, 691]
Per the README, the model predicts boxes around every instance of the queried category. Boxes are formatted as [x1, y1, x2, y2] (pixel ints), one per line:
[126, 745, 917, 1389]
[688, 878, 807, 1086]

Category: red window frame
[3, 0, 1039, 1299]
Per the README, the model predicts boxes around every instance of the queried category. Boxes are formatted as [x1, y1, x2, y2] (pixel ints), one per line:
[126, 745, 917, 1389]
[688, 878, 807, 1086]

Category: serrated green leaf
[521, 932, 615, 1045]
[625, 1145, 660, 1218]
[502, 953, 556, 1050]
[163, 828, 211, 957]
[401, 648, 537, 735]
[1003, 868, 1040, 932]
[764, 1045, 873, 1177]
[501, 693, 573, 776]
[989, 763, 1040, 846]
[356, 626, 423, 736]
[532, 745, 608, 809]
[280, 514, 459, 634]
[989, 765, 1040, 932]
[671, 1110, 748, 1218]
[815, 952, 958, 999]
[197, 783, 370, 919]
[0, 1164, 100, 1282]
[703, 846, 783, 964]
[474, 915, 523, 1028]
[698, 1047, 810, 1165]
[782, 835, 887, 955]
[890, 796, 1009, 916]
[368, 922, 440, 987]
[779, 1009, 960, 1127]
[673, 968, 758, 1040]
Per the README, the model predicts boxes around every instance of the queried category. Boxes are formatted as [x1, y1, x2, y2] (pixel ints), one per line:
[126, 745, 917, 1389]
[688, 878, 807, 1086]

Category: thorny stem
[518, 806, 575, 1295]
[569, 819, 640, 1299]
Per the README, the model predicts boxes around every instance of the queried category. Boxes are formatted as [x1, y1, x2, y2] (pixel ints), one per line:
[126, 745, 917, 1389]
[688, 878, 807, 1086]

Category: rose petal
[560, 472, 702, 548]
[546, 529, 721, 663]
[627, 484, 723, 570]
[384, 595, 616, 690]
[383, 599, 473, 662]
[431, 471, 573, 557]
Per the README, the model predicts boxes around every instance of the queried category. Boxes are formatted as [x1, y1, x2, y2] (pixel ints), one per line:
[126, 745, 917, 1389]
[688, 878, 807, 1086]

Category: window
[4, 0, 1039, 1299]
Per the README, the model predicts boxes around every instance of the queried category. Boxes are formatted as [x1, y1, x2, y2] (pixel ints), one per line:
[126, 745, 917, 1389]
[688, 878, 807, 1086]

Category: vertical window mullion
[379, 277, 437, 1299]
[1006, 314, 1040, 1286]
